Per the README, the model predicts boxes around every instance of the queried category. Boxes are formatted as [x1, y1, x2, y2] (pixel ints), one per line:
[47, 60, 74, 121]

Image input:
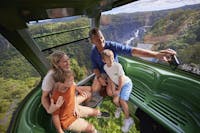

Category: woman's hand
[76, 87, 88, 98]
[48, 96, 64, 114]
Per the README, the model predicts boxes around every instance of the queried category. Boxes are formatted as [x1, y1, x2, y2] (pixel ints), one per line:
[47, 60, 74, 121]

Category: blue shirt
[90, 41, 133, 73]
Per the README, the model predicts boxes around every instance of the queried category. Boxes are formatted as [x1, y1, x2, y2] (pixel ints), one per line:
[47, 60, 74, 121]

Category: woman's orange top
[52, 84, 77, 129]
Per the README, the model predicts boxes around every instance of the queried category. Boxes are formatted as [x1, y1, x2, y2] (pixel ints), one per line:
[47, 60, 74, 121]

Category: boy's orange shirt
[52, 84, 77, 129]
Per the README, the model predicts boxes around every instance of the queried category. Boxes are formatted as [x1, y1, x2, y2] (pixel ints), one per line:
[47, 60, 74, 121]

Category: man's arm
[132, 47, 157, 58]
[132, 48, 176, 61]
[52, 114, 64, 133]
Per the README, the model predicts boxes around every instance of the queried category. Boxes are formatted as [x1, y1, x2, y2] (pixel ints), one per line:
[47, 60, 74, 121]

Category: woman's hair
[49, 50, 67, 70]
[53, 69, 74, 83]
[101, 49, 114, 60]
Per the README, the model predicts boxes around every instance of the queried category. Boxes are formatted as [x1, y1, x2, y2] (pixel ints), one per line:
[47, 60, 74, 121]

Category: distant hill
[144, 9, 200, 65]
[100, 4, 200, 75]
[101, 4, 200, 44]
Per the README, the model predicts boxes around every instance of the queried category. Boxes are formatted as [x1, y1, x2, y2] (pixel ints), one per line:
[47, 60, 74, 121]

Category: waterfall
[125, 26, 149, 46]
[124, 26, 157, 62]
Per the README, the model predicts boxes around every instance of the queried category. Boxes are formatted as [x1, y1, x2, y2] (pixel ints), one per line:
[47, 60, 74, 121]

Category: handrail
[77, 73, 95, 86]
[41, 37, 89, 52]
[32, 26, 90, 39]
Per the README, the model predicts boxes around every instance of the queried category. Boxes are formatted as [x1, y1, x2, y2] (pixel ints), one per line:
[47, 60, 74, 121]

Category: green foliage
[178, 43, 200, 64]
[150, 10, 200, 36]
[146, 9, 200, 75]
[0, 56, 39, 80]
[70, 58, 87, 82]
[87, 97, 140, 133]
[59, 40, 92, 71]
[0, 77, 40, 133]
[30, 18, 90, 50]
[0, 46, 40, 80]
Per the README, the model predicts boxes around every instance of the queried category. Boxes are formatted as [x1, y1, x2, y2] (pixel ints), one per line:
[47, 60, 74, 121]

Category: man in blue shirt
[89, 27, 176, 97]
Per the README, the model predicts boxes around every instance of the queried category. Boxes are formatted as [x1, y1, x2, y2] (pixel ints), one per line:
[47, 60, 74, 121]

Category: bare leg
[88, 77, 107, 106]
[113, 96, 120, 107]
[67, 118, 97, 133]
[106, 78, 115, 96]
[77, 86, 92, 103]
[120, 99, 129, 119]
[78, 105, 100, 117]
[76, 92, 92, 105]
[78, 86, 92, 92]
[85, 123, 97, 133]
[92, 78, 102, 93]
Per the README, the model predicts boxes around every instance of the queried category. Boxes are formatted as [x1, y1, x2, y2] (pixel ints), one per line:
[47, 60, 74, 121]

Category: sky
[103, 0, 200, 14]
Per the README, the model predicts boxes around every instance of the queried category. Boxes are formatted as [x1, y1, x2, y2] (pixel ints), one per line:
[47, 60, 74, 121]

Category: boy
[51, 69, 109, 133]
[101, 49, 134, 133]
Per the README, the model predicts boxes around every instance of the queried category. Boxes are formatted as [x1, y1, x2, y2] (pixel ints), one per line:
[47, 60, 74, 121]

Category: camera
[168, 55, 180, 69]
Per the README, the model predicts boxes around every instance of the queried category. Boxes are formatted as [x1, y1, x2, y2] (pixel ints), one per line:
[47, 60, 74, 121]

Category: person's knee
[92, 79, 101, 92]
[113, 98, 118, 105]
[106, 86, 113, 97]
[119, 99, 127, 105]
[107, 90, 113, 96]
[85, 124, 96, 133]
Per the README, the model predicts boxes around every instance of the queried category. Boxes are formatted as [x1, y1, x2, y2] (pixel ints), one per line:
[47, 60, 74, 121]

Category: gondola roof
[0, 0, 137, 30]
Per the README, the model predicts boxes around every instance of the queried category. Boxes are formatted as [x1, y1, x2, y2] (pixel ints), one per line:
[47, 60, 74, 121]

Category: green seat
[119, 56, 200, 133]
[9, 85, 72, 133]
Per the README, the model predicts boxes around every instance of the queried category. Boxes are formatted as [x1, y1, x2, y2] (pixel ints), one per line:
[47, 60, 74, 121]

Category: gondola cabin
[0, 0, 199, 133]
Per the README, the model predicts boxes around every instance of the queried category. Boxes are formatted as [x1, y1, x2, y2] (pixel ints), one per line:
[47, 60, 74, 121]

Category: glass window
[28, 16, 93, 81]
[0, 34, 41, 132]
[101, 5, 200, 75]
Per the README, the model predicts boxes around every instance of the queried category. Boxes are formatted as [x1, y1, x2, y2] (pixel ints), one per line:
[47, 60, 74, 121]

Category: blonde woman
[41, 51, 91, 114]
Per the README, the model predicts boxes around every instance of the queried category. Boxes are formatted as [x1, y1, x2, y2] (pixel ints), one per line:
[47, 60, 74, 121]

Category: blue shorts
[119, 81, 133, 101]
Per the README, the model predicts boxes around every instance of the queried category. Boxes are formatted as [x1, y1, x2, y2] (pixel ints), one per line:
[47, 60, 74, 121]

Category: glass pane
[28, 16, 90, 50]
[0, 34, 41, 132]
[101, 3, 200, 75]
[28, 16, 93, 81]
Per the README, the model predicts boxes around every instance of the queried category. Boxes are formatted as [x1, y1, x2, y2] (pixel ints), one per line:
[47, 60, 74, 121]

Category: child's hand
[48, 96, 64, 114]
[73, 107, 80, 118]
